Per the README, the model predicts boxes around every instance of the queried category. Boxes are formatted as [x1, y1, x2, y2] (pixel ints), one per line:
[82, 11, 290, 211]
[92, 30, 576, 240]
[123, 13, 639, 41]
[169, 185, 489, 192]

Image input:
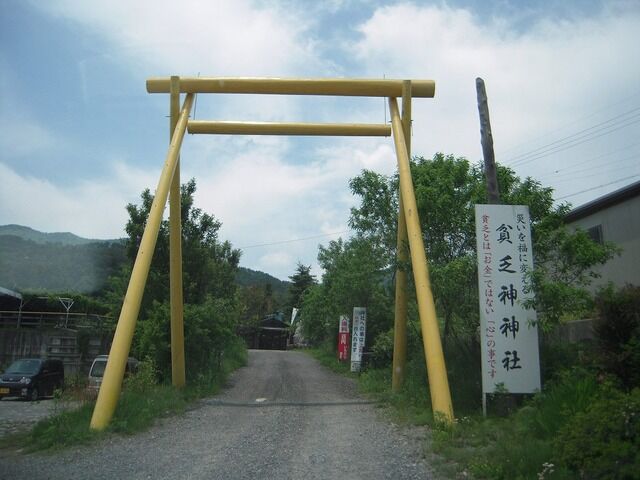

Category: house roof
[564, 180, 640, 223]
[261, 316, 290, 330]
[0, 287, 22, 301]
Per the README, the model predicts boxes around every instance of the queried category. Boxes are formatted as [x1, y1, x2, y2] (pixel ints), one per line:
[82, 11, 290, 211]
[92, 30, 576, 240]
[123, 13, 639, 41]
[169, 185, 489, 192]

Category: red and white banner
[337, 315, 350, 361]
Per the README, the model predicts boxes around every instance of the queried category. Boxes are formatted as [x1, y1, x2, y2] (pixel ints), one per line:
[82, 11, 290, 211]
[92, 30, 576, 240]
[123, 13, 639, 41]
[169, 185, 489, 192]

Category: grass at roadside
[305, 346, 636, 479]
[306, 347, 356, 376]
[1, 343, 247, 453]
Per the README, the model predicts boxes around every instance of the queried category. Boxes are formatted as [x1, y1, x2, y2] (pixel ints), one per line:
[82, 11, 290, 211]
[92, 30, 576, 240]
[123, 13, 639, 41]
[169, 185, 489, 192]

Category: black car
[0, 358, 65, 401]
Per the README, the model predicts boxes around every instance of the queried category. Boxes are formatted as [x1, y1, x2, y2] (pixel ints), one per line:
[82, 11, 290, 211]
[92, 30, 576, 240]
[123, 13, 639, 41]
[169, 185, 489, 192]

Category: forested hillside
[0, 234, 126, 293]
[0, 225, 288, 297]
[0, 224, 108, 246]
[235, 267, 289, 298]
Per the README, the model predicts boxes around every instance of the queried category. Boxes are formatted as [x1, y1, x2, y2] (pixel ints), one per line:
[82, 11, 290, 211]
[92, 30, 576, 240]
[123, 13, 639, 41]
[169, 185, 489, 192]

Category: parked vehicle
[87, 355, 139, 394]
[0, 358, 65, 401]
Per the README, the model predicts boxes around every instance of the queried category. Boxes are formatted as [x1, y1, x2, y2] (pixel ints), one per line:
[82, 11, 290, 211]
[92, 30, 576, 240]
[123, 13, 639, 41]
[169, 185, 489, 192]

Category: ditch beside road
[1, 350, 437, 480]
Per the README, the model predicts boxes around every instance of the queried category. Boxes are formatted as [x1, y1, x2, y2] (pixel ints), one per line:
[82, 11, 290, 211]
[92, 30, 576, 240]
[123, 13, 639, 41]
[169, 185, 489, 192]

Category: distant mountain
[0, 224, 120, 246]
[0, 234, 127, 293]
[236, 266, 290, 298]
[1, 225, 287, 296]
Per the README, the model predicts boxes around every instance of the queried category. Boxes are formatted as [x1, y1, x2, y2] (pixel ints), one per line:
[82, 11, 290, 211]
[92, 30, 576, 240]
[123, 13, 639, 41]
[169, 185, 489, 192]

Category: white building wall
[566, 195, 640, 290]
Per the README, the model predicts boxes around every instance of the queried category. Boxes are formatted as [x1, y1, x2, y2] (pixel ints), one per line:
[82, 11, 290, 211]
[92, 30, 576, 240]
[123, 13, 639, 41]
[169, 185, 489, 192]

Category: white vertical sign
[339, 315, 350, 333]
[475, 205, 541, 394]
[350, 307, 367, 372]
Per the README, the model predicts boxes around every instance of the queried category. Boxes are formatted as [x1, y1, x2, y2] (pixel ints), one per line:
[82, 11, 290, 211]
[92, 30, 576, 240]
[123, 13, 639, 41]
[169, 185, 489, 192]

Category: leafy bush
[123, 357, 157, 393]
[594, 285, 640, 389]
[370, 328, 394, 368]
[555, 388, 640, 479]
[135, 296, 242, 381]
[517, 368, 600, 439]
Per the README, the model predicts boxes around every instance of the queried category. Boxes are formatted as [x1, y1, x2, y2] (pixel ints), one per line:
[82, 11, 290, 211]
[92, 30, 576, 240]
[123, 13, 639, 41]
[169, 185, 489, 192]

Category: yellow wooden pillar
[90, 93, 194, 430]
[169, 76, 186, 388]
[392, 81, 412, 392]
[389, 97, 454, 423]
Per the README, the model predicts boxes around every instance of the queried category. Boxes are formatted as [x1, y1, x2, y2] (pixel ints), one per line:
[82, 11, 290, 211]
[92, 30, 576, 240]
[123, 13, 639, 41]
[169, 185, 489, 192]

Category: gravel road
[0, 350, 436, 479]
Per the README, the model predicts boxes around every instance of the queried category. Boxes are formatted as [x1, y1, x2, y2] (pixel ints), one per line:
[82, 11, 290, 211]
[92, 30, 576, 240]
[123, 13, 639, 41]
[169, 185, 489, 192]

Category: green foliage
[123, 357, 158, 393]
[299, 284, 335, 345]
[117, 178, 240, 316]
[236, 268, 290, 327]
[321, 237, 392, 341]
[370, 328, 394, 367]
[307, 343, 355, 376]
[555, 388, 640, 479]
[517, 369, 601, 439]
[526, 227, 619, 330]
[287, 262, 316, 310]
[594, 285, 640, 389]
[348, 153, 615, 337]
[238, 282, 279, 326]
[24, 403, 98, 452]
[135, 296, 242, 381]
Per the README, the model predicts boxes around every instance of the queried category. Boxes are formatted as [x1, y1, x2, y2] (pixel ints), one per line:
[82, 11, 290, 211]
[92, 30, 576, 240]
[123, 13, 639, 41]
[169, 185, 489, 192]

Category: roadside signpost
[337, 315, 350, 362]
[475, 205, 541, 412]
[350, 307, 367, 372]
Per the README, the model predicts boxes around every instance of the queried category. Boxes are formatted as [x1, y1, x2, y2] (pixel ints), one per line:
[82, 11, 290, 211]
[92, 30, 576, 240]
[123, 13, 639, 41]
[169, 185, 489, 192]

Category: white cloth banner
[339, 315, 350, 333]
[350, 307, 367, 372]
[475, 205, 541, 394]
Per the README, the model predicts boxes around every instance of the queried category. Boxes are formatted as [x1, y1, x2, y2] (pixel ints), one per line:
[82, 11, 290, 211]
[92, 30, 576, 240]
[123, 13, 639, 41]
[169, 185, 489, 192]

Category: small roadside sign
[337, 315, 350, 361]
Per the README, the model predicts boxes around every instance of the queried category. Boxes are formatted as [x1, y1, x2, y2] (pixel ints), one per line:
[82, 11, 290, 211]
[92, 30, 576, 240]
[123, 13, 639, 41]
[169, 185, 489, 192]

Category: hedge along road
[1, 350, 436, 480]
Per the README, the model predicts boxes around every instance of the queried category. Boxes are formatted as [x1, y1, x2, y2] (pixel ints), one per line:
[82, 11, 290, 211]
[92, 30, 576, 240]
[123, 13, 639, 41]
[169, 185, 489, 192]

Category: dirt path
[0, 350, 437, 479]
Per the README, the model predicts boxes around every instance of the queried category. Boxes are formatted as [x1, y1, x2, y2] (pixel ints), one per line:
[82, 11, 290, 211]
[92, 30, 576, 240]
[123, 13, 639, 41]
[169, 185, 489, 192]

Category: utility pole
[477, 77, 500, 417]
[476, 78, 500, 204]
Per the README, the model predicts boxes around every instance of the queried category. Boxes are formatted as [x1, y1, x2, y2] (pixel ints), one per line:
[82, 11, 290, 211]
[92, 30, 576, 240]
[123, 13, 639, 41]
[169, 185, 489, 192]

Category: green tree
[287, 262, 316, 311]
[107, 178, 244, 378]
[117, 178, 241, 316]
[238, 282, 275, 326]
[348, 153, 617, 337]
[319, 237, 391, 342]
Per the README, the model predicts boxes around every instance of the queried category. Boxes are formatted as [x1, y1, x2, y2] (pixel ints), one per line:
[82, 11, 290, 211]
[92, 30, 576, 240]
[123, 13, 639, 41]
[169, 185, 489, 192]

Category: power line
[535, 140, 640, 180]
[555, 175, 640, 201]
[507, 108, 640, 167]
[239, 230, 350, 249]
[499, 89, 640, 156]
[538, 154, 639, 183]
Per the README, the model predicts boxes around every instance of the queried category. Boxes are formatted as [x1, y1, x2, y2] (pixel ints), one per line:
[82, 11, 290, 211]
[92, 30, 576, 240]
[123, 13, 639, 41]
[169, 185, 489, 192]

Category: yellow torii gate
[89, 76, 454, 430]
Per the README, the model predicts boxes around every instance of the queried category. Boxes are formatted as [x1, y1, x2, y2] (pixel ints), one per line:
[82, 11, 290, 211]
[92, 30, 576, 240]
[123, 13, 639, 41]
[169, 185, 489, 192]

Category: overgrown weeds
[309, 329, 640, 479]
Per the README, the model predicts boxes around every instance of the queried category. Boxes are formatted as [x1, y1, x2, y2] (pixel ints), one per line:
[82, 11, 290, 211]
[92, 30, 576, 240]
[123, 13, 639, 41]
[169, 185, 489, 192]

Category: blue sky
[1, 0, 639, 281]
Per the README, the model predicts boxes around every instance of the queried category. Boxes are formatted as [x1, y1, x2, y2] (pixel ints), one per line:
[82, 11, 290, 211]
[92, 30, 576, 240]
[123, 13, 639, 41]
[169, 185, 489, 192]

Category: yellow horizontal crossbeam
[187, 121, 391, 136]
[147, 77, 435, 98]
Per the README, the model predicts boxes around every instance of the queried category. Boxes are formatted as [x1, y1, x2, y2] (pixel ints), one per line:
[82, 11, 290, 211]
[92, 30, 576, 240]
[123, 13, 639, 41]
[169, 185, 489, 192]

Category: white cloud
[0, 161, 155, 239]
[8, 0, 639, 282]
[0, 119, 60, 157]
[35, 0, 320, 77]
[351, 3, 640, 180]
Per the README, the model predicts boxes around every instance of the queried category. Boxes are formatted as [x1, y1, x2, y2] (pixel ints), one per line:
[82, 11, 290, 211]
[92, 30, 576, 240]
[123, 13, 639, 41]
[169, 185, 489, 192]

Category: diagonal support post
[90, 93, 194, 430]
[389, 97, 454, 423]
